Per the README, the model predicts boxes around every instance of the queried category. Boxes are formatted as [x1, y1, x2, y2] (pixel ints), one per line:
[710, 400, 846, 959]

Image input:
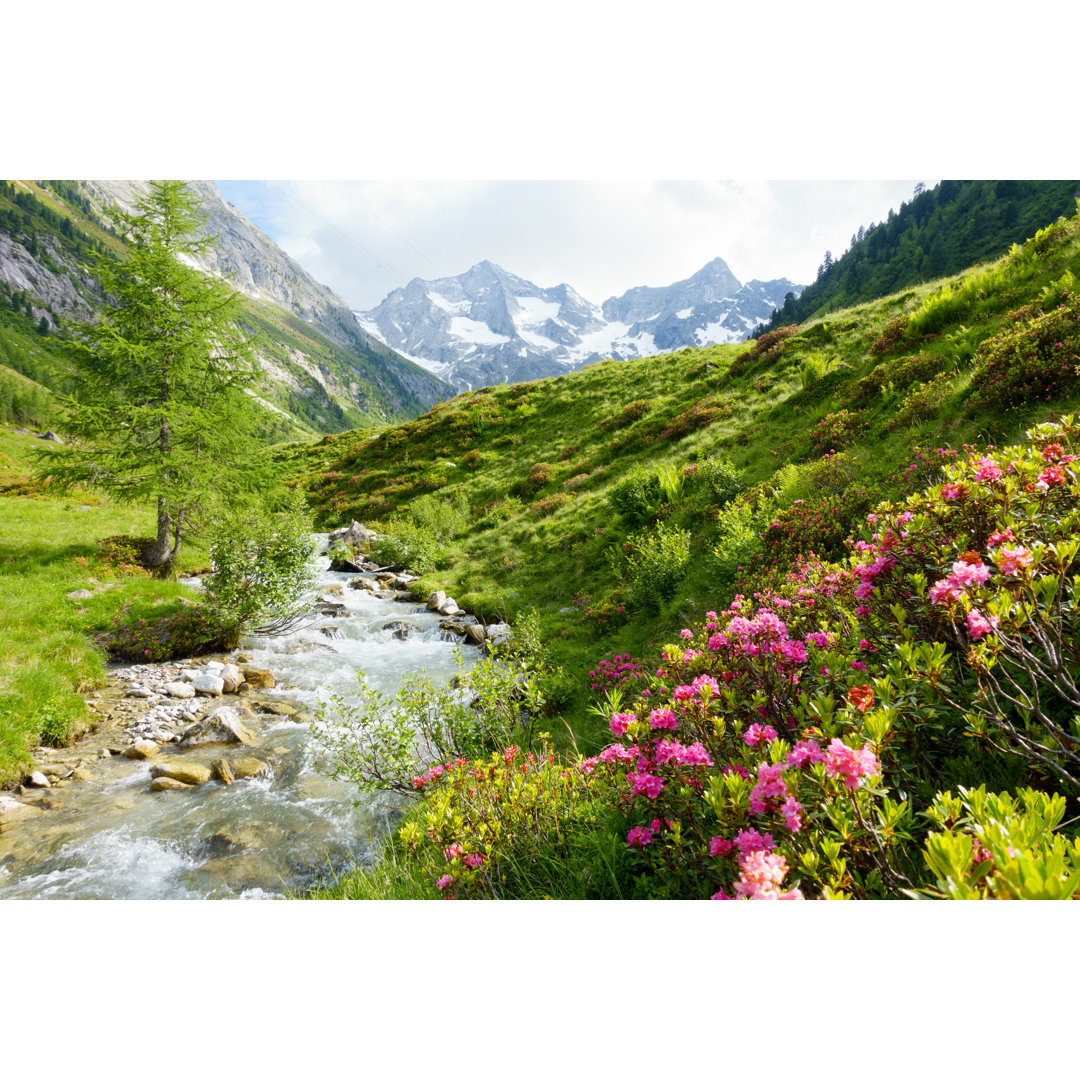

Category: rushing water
[0, 545, 474, 900]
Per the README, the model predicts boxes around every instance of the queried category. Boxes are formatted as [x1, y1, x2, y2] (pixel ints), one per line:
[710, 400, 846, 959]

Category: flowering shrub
[520, 461, 557, 493]
[531, 492, 571, 517]
[589, 654, 648, 694]
[598, 399, 652, 431]
[839, 416, 1080, 789]
[575, 617, 916, 898]
[870, 314, 911, 355]
[95, 535, 153, 576]
[882, 370, 956, 431]
[660, 396, 733, 440]
[102, 603, 229, 661]
[396, 737, 623, 899]
[917, 786, 1080, 899]
[571, 590, 629, 634]
[730, 325, 800, 376]
[760, 486, 878, 567]
[561, 472, 590, 490]
[805, 409, 869, 458]
[967, 293, 1080, 411]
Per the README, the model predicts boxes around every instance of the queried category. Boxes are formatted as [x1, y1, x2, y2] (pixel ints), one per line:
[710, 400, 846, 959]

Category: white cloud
[216, 179, 925, 311]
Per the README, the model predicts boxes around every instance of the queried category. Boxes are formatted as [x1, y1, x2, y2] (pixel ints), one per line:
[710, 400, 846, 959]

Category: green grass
[0, 427, 210, 784]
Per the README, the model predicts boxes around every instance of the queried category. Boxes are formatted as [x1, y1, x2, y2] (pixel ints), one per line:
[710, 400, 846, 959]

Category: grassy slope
[298, 208, 1080, 761]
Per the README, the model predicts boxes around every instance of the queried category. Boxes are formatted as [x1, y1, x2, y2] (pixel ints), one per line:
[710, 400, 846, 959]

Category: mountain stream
[0, 544, 475, 899]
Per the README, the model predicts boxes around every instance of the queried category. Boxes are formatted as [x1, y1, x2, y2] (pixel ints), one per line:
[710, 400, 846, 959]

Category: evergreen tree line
[0, 180, 111, 265]
[757, 180, 1080, 335]
[0, 370, 54, 426]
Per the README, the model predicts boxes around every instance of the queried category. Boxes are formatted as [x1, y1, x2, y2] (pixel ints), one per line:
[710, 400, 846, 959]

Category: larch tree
[38, 180, 268, 569]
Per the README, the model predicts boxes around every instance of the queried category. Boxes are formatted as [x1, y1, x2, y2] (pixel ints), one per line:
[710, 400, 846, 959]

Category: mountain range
[357, 258, 802, 391]
[0, 180, 450, 437]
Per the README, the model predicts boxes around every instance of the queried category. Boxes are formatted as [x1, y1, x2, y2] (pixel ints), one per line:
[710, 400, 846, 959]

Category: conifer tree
[37, 180, 267, 569]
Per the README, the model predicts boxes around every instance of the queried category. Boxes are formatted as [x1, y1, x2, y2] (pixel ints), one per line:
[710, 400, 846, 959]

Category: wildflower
[444, 843, 464, 861]
[780, 795, 803, 832]
[627, 825, 655, 847]
[709, 836, 735, 858]
[437, 874, 454, 891]
[734, 850, 795, 899]
[649, 707, 678, 730]
[787, 739, 826, 768]
[1037, 466, 1067, 489]
[462, 853, 485, 869]
[734, 828, 775, 855]
[967, 609, 999, 640]
[995, 546, 1033, 576]
[680, 628, 693, 640]
[744, 723, 777, 746]
[847, 685, 874, 714]
[610, 711, 635, 736]
[824, 739, 880, 790]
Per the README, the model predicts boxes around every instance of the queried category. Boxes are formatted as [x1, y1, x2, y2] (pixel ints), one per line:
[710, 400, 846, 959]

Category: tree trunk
[143, 497, 173, 568]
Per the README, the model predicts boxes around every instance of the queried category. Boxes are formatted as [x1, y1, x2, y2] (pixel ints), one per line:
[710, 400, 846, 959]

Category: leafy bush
[917, 786, 1080, 899]
[95, 535, 153, 576]
[313, 654, 547, 797]
[883, 371, 956, 431]
[730, 325, 800, 376]
[370, 521, 439, 573]
[682, 456, 744, 507]
[101, 603, 230, 661]
[967, 293, 1080, 412]
[660, 396, 733, 440]
[202, 494, 319, 642]
[598, 398, 653, 431]
[608, 464, 664, 524]
[616, 519, 691, 614]
[531, 492, 571, 517]
[805, 409, 869, 457]
[871, 314, 911, 355]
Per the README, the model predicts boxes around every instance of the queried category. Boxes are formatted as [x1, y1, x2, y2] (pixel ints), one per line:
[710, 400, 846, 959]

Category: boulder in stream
[0, 795, 44, 831]
[150, 761, 213, 786]
[180, 706, 257, 747]
[241, 668, 275, 690]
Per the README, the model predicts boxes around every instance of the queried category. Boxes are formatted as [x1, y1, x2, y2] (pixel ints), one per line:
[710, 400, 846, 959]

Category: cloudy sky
[214, 179, 927, 311]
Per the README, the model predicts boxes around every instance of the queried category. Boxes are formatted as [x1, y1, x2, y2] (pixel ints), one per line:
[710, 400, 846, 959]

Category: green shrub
[370, 521, 439, 573]
[608, 464, 664, 524]
[968, 293, 1080, 412]
[598, 398, 653, 431]
[883, 371, 956, 431]
[616, 519, 691, 614]
[202, 493, 319, 641]
[682, 455, 744, 507]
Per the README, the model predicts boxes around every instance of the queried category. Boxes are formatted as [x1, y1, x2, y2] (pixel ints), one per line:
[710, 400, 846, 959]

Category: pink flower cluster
[823, 739, 880, 790]
[928, 558, 992, 604]
[732, 851, 803, 900]
[994, 546, 1033, 576]
[744, 723, 777, 746]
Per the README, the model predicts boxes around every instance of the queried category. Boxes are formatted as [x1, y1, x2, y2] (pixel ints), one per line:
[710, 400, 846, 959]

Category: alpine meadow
[4, 178, 1080, 902]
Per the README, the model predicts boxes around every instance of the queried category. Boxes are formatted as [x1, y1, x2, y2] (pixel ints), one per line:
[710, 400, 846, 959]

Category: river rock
[437, 598, 462, 616]
[26, 771, 51, 788]
[241, 668, 275, 689]
[150, 761, 213, 786]
[486, 622, 512, 647]
[191, 674, 225, 696]
[164, 681, 196, 699]
[316, 601, 349, 618]
[0, 796, 44, 831]
[211, 758, 235, 785]
[220, 665, 243, 693]
[426, 590, 446, 611]
[125, 739, 160, 759]
[324, 584, 345, 598]
[150, 777, 194, 791]
[464, 624, 486, 645]
[232, 757, 272, 779]
[180, 706, 257, 747]
[258, 701, 298, 717]
[349, 577, 376, 592]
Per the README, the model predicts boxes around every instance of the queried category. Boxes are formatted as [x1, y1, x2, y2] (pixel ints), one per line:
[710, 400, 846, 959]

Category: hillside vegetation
[0, 180, 447, 439]
[299, 203, 1080, 899]
[760, 179, 1080, 332]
